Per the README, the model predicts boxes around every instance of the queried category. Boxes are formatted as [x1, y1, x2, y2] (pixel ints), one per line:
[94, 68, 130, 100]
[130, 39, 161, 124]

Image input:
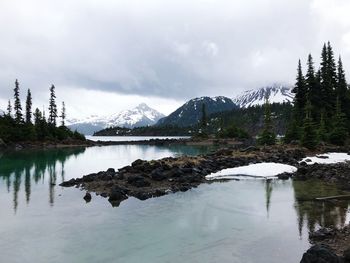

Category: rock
[127, 175, 150, 187]
[106, 168, 115, 174]
[131, 159, 144, 167]
[151, 169, 166, 181]
[83, 192, 92, 202]
[108, 186, 127, 202]
[59, 178, 76, 187]
[300, 245, 342, 263]
[343, 248, 350, 262]
[310, 228, 335, 240]
[277, 172, 291, 180]
[305, 159, 312, 163]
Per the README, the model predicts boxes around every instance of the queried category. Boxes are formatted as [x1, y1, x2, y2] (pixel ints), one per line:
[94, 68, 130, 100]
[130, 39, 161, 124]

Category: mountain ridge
[157, 96, 238, 127]
[233, 84, 293, 108]
[67, 103, 164, 135]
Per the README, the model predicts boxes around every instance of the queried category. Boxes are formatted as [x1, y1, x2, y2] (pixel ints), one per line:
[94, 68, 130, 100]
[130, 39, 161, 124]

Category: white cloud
[0, 0, 350, 117]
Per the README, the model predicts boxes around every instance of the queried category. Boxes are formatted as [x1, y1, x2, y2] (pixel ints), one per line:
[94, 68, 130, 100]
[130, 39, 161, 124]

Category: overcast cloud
[0, 0, 350, 117]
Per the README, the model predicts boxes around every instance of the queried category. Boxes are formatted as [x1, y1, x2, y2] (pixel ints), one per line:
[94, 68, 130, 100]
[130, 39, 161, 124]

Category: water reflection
[292, 179, 350, 236]
[0, 148, 86, 211]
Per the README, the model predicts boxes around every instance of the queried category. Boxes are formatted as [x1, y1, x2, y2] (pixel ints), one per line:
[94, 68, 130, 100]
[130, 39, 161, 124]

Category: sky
[0, 0, 350, 118]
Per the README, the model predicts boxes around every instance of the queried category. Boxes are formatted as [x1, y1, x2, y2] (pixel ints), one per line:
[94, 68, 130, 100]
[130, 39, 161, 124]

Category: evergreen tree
[329, 98, 348, 145]
[336, 56, 350, 118]
[13, 79, 23, 124]
[25, 89, 32, 124]
[317, 111, 328, 142]
[300, 100, 318, 149]
[258, 97, 276, 145]
[305, 54, 319, 120]
[33, 108, 42, 126]
[48, 85, 57, 126]
[60, 101, 66, 126]
[327, 41, 337, 92]
[292, 60, 307, 122]
[201, 103, 207, 128]
[320, 42, 336, 119]
[284, 108, 301, 143]
[7, 100, 12, 117]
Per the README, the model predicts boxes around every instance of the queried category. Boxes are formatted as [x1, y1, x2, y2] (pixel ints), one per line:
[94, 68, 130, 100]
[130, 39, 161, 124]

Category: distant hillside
[157, 96, 238, 127]
[233, 84, 293, 108]
[208, 102, 293, 136]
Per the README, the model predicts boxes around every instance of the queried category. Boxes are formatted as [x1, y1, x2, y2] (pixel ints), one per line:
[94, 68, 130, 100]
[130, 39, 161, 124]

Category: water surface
[86, 135, 190, 142]
[0, 144, 349, 263]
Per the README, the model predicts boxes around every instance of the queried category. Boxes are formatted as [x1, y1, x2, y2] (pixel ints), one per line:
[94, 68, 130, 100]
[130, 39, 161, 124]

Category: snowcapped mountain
[67, 103, 165, 135]
[157, 96, 237, 127]
[0, 109, 5, 116]
[233, 85, 294, 108]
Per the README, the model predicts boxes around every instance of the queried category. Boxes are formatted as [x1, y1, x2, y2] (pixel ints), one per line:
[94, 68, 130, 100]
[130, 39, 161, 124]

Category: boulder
[83, 192, 92, 202]
[127, 175, 150, 187]
[300, 245, 342, 263]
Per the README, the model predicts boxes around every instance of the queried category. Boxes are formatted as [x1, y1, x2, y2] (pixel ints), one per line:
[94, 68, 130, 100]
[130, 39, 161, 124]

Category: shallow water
[0, 145, 349, 263]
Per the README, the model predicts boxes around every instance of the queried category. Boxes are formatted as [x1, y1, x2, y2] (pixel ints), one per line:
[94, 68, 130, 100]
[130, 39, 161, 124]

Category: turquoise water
[0, 145, 349, 263]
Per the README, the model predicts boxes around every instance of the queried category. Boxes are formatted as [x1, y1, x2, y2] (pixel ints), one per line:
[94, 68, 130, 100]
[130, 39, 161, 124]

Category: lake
[0, 144, 349, 263]
[86, 135, 191, 142]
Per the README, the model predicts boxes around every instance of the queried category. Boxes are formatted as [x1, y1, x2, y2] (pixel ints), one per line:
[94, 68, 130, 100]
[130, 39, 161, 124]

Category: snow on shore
[206, 163, 297, 180]
[301, 152, 350, 165]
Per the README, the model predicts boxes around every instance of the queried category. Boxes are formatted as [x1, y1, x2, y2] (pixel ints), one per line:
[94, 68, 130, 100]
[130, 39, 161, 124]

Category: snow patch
[301, 152, 350, 164]
[206, 162, 297, 180]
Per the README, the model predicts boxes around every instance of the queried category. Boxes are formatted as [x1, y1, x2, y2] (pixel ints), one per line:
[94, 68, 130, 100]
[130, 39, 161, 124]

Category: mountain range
[68, 85, 294, 134]
[67, 103, 164, 135]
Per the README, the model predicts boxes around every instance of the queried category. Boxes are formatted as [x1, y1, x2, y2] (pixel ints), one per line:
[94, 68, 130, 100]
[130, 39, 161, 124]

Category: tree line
[258, 42, 350, 148]
[0, 80, 85, 142]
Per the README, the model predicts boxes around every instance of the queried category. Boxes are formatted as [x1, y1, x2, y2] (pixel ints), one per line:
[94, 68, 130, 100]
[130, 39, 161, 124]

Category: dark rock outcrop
[300, 245, 343, 263]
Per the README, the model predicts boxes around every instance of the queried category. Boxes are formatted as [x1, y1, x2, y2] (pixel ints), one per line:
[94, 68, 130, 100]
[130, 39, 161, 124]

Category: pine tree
[320, 42, 336, 120]
[33, 108, 42, 126]
[329, 98, 348, 146]
[258, 97, 276, 145]
[327, 41, 337, 92]
[305, 54, 319, 120]
[336, 56, 349, 119]
[284, 108, 301, 143]
[7, 100, 12, 117]
[60, 101, 66, 126]
[292, 60, 307, 122]
[301, 100, 318, 149]
[13, 79, 23, 123]
[317, 111, 327, 142]
[201, 103, 207, 128]
[48, 85, 57, 126]
[25, 89, 32, 124]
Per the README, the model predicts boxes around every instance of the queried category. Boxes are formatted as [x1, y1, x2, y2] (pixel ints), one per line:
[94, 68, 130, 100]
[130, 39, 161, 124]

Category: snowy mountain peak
[233, 84, 293, 108]
[67, 103, 165, 135]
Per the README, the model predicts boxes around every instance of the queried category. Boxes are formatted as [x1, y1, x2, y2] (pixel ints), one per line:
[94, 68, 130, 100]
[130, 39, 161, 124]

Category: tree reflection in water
[0, 147, 86, 212]
[292, 179, 350, 237]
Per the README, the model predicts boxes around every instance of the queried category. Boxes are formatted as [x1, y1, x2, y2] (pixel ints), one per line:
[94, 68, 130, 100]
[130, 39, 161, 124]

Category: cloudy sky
[0, 0, 350, 118]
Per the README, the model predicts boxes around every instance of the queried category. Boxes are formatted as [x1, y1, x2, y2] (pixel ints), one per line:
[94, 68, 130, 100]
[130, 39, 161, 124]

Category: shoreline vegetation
[0, 80, 86, 148]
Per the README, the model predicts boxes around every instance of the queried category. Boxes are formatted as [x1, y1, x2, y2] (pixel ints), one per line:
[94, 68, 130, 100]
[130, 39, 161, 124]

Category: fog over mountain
[0, 0, 350, 118]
